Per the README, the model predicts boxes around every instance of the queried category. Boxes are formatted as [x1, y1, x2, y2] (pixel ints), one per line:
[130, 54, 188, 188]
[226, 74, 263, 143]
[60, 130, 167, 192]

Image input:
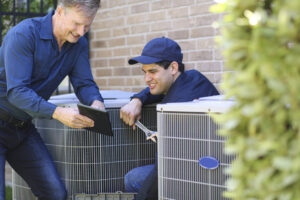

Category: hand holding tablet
[77, 104, 113, 136]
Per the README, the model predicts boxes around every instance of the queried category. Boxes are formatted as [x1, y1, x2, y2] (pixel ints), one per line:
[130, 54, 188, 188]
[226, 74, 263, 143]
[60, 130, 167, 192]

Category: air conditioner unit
[12, 91, 157, 200]
[157, 95, 234, 200]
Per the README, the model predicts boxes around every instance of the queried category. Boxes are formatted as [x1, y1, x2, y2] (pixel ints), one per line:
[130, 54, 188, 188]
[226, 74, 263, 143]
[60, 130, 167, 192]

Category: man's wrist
[52, 106, 61, 120]
[131, 98, 142, 107]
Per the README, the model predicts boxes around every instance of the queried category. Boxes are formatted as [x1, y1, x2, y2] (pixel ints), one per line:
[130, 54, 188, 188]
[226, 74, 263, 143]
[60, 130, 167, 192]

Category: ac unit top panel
[156, 95, 234, 114]
[49, 90, 135, 108]
[49, 90, 135, 101]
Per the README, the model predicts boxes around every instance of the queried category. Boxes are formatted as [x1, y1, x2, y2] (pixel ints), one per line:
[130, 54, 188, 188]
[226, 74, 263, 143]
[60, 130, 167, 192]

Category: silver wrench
[135, 120, 157, 143]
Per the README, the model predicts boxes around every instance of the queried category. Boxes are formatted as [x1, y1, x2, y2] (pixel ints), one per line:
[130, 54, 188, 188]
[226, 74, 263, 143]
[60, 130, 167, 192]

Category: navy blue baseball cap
[128, 37, 183, 65]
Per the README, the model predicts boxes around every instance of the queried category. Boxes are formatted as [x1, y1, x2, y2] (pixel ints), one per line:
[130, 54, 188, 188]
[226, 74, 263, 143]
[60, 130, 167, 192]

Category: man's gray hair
[58, 0, 100, 15]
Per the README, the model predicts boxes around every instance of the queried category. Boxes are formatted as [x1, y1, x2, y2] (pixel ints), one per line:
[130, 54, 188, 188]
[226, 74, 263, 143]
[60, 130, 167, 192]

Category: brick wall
[90, 0, 225, 93]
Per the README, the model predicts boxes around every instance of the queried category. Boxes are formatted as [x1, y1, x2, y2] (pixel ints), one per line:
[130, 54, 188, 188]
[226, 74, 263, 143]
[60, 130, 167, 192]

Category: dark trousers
[0, 120, 67, 200]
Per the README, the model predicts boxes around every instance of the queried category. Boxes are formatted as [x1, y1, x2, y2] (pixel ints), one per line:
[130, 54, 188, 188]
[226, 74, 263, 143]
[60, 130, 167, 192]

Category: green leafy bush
[6, 186, 12, 200]
[211, 0, 300, 199]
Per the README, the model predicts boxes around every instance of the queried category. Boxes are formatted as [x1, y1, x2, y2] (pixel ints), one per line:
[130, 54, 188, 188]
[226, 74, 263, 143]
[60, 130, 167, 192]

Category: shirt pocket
[33, 53, 51, 80]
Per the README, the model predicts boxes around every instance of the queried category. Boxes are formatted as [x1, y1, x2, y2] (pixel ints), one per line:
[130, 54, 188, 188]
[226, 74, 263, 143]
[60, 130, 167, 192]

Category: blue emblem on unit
[199, 156, 219, 170]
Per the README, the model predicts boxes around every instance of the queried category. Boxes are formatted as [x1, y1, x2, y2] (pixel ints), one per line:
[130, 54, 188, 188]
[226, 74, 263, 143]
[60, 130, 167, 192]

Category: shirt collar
[39, 10, 55, 40]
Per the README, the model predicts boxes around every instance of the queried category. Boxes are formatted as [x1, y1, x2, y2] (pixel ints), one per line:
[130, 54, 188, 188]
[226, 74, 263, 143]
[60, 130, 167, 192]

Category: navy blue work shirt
[133, 69, 219, 200]
[131, 69, 219, 104]
[0, 11, 103, 121]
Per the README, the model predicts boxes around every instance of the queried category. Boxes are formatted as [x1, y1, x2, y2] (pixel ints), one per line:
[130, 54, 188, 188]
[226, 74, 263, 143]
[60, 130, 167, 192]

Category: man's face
[57, 6, 95, 43]
[142, 64, 175, 95]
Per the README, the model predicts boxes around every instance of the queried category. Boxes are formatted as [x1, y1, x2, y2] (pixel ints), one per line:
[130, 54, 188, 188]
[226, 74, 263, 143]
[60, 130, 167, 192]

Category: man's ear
[56, 5, 64, 17]
[170, 61, 179, 75]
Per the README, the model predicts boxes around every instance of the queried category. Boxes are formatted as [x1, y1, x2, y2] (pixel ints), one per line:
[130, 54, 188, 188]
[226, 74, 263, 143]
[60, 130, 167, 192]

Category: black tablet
[77, 104, 113, 136]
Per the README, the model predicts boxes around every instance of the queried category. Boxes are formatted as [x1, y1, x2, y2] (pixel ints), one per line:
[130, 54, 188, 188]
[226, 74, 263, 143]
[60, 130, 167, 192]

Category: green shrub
[211, 0, 300, 199]
[5, 186, 12, 200]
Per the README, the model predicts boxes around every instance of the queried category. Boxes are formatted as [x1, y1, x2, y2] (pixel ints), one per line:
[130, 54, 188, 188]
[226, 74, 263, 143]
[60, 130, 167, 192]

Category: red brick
[173, 0, 195, 7]
[168, 30, 189, 40]
[195, 14, 219, 26]
[108, 78, 126, 86]
[151, 21, 172, 32]
[95, 78, 107, 87]
[191, 3, 216, 16]
[197, 37, 217, 49]
[113, 48, 131, 57]
[184, 63, 195, 70]
[195, 61, 221, 72]
[127, 13, 148, 24]
[214, 49, 224, 60]
[172, 18, 194, 29]
[128, 0, 146, 4]
[108, 38, 125, 47]
[152, 0, 173, 10]
[168, 7, 189, 19]
[191, 27, 215, 38]
[109, 7, 129, 18]
[131, 3, 149, 14]
[95, 30, 111, 39]
[131, 24, 150, 34]
[126, 77, 145, 86]
[96, 68, 113, 77]
[127, 35, 145, 45]
[91, 40, 108, 48]
[131, 65, 144, 76]
[108, 0, 125, 8]
[113, 27, 130, 37]
[189, 50, 213, 61]
[146, 33, 166, 42]
[91, 59, 108, 68]
[195, 0, 214, 3]
[94, 49, 113, 58]
[179, 40, 197, 51]
[109, 58, 126, 67]
[131, 46, 144, 56]
[149, 11, 167, 21]
[113, 67, 131, 76]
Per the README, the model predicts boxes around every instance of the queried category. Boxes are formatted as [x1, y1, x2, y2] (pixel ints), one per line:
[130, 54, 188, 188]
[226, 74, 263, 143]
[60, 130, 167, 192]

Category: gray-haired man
[0, 0, 103, 199]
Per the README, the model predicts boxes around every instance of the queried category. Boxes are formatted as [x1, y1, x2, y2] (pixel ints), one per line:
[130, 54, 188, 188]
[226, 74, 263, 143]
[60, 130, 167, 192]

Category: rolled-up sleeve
[70, 42, 103, 105]
[4, 30, 56, 119]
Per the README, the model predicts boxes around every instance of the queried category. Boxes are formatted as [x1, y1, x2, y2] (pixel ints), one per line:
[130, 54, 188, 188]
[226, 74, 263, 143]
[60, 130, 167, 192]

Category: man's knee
[51, 188, 67, 200]
[124, 169, 140, 192]
[39, 186, 67, 200]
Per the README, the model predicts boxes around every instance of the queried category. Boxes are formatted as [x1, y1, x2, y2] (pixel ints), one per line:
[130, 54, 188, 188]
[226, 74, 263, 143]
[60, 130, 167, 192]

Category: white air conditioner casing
[157, 95, 234, 200]
[12, 91, 157, 200]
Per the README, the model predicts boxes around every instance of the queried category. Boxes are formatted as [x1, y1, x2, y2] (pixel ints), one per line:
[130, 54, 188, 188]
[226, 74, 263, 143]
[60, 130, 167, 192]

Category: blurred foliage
[5, 186, 12, 200]
[211, 0, 300, 199]
[1, 0, 56, 43]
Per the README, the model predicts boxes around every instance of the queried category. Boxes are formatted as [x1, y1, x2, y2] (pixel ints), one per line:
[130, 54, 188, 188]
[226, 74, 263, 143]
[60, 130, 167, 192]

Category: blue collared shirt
[0, 11, 103, 121]
[131, 69, 219, 104]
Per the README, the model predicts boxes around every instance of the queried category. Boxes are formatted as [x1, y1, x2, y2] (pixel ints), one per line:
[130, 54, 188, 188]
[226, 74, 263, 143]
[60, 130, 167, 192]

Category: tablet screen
[77, 104, 113, 136]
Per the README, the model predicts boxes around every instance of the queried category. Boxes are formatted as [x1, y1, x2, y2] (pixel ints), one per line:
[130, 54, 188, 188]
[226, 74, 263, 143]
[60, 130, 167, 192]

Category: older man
[0, 0, 103, 199]
[120, 37, 219, 199]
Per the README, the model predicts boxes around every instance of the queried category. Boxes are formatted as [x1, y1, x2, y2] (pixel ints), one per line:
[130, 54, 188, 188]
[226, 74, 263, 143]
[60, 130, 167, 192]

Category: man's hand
[120, 98, 142, 130]
[91, 100, 105, 110]
[52, 107, 94, 128]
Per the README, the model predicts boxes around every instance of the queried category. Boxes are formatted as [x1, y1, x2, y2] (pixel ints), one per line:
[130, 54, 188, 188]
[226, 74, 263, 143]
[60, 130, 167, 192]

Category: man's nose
[77, 26, 85, 37]
[145, 73, 152, 82]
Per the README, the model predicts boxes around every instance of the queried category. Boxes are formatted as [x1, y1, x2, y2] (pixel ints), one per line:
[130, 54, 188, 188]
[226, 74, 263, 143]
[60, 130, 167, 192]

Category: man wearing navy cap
[120, 37, 219, 199]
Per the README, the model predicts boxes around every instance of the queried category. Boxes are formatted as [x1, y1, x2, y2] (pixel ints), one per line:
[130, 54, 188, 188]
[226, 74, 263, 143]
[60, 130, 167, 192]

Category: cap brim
[128, 56, 162, 65]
